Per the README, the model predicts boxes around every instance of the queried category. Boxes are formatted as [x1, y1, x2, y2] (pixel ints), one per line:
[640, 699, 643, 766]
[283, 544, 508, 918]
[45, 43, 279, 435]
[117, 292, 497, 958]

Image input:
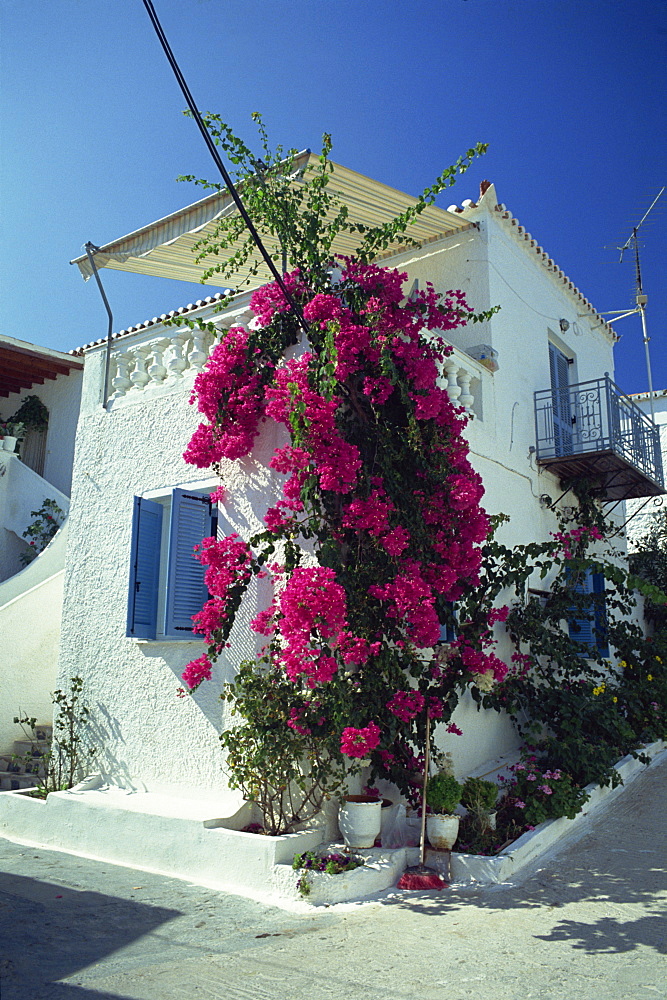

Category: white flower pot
[338, 795, 382, 849]
[2, 436, 17, 452]
[426, 813, 460, 850]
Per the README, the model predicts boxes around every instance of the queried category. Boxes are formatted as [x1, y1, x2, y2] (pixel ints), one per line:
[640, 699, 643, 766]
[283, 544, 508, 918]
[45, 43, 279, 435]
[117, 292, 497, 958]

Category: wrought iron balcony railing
[534, 375, 664, 500]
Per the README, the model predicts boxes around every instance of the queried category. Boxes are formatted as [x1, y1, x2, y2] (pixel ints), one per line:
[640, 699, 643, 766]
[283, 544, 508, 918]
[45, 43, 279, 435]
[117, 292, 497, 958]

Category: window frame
[126, 483, 220, 642]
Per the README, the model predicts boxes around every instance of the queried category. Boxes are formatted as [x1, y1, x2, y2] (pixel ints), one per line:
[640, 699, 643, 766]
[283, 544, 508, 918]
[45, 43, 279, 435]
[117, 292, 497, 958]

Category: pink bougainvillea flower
[181, 655, 213, 690]
[386, 689, 425, 723]
[340, 722, 381, 758]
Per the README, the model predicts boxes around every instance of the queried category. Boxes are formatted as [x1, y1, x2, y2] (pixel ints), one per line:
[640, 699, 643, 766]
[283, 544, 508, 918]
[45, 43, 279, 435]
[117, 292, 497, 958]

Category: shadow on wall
[137, 642, 233, 734]
[0, 872, 181, 1000]
[86, 702, 137, 791]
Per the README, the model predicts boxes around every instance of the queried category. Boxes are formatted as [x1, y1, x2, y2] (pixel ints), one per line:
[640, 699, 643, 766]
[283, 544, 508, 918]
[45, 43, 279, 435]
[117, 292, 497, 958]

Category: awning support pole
[84, 242, 114, 408]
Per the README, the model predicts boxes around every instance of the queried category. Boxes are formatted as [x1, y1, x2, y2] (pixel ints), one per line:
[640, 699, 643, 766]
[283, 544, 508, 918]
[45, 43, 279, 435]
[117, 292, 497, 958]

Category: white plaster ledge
[445, 739, 666, 885]
[272, 846, 408, 906]
[0, 741, 663, 909]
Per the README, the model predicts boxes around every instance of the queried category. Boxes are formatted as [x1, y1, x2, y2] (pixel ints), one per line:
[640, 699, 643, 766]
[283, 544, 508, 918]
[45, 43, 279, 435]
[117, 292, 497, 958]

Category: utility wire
[141, 0, 308, 335]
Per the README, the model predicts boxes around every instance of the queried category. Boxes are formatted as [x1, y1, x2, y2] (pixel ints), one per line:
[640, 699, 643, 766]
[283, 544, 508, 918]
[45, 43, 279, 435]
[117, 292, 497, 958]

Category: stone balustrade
[440, 351, 483, 416]
[106, 305, 486, 418]
[106, 305, 254, 405]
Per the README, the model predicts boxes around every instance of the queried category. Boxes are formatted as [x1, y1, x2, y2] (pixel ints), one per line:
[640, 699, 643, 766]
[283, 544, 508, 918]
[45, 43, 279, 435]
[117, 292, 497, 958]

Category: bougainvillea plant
[175, 117, 512, 832]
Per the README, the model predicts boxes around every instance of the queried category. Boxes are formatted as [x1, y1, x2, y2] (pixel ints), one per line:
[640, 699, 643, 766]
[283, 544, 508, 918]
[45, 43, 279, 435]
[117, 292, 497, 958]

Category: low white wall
[0, 570, 62, 755]
[0, 453, 69, 583]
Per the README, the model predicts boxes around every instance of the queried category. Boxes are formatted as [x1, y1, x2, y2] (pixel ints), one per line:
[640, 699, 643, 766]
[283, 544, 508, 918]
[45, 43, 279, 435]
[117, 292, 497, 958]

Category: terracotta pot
[338, 795, 382, 849]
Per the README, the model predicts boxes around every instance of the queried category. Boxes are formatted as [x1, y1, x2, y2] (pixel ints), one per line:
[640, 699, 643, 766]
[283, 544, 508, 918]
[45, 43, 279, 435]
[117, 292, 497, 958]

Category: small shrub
[426, 772, 463, 815]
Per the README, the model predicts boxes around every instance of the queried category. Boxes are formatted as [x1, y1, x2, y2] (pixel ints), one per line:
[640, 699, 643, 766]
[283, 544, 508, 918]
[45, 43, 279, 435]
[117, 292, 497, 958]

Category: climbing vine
[177, 117, 505, 831]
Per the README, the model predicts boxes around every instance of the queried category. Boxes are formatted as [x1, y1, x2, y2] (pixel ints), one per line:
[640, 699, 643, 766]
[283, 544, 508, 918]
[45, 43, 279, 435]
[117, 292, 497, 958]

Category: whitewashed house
[0, 337, 83, 755]
[58, 160, 663, 803]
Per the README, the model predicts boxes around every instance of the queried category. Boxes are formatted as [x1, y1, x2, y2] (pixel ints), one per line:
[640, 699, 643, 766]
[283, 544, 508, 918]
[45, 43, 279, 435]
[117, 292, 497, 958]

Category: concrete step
[0, 771, 40, 791]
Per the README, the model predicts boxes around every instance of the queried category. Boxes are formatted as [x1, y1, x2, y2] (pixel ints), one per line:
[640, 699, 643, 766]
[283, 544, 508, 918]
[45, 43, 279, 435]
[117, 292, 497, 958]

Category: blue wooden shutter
[164, 489, 215, 638]
[549, 343, 572, 456]
[126, 497, 162, 639]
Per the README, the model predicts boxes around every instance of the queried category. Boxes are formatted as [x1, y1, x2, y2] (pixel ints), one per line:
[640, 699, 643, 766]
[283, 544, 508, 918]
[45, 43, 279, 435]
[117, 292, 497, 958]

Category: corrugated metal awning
[71, 154, 476, 288]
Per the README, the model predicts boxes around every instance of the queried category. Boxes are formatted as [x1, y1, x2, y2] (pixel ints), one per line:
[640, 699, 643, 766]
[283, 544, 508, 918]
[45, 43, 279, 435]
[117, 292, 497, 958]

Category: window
[126, 488, 218, 640]
[567, 569, 608, 657]
[438, 602, 457, 644]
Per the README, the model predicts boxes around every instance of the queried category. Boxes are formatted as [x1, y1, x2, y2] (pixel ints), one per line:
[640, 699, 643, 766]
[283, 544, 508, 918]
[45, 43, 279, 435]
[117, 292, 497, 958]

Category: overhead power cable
[141, 0, 308, 334]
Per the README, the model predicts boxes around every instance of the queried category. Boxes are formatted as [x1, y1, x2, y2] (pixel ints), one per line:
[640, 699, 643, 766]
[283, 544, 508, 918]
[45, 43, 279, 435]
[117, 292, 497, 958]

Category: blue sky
[1, 0, 665, 393]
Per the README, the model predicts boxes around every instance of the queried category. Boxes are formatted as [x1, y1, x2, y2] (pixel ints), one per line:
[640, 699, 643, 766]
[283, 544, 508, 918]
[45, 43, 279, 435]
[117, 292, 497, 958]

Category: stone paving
[0, 756, 665, 1000]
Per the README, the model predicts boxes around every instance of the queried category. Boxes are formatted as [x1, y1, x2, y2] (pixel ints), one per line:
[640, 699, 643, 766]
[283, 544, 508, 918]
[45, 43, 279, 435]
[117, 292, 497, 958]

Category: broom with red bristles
[397, 710, 447, 891]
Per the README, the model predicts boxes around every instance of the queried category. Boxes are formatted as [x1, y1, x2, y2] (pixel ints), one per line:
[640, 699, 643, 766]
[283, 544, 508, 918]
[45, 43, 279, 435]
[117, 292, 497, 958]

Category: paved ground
[1, 757, 665, 1000]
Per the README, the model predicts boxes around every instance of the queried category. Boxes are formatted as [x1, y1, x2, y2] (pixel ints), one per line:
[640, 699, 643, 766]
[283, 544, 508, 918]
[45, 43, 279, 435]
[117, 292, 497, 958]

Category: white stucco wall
[58, 339, 294, 800]
[59, 217, 631, 798]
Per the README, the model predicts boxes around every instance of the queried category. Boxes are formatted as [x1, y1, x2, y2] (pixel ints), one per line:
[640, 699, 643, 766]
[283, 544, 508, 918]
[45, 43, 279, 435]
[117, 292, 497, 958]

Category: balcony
[534, 376, 665, 501]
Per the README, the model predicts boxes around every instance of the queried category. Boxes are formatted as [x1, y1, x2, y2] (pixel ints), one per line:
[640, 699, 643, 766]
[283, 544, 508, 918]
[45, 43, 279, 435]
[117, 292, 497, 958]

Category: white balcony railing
[105, 305, 486, 417]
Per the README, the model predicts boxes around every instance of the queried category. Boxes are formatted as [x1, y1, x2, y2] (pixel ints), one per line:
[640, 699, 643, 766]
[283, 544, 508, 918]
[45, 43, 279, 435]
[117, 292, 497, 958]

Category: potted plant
[426, 772, 463, 849]
[338, 793, 383, 849]
[9, 395, 49, 434]
[2, 422, 24, 452]
[461, 776, 499, 833]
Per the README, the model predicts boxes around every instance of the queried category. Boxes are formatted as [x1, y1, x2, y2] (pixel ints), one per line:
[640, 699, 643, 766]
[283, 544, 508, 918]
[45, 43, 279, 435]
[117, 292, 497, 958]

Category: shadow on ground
[376, 813, 667, 956]
[0, 871, 181, 1000]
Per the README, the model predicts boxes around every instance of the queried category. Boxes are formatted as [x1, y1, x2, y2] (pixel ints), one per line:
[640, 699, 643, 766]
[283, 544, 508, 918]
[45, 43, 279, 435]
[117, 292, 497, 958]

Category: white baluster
[110, 352, 132, 399]
[147, 338, 169, 385]
[164, 331, 189, 383]
[129, 346, 150, 391]
[188, 328, 209, 372]
[458, 372, 474, 412]
[444, 360, 462, 404]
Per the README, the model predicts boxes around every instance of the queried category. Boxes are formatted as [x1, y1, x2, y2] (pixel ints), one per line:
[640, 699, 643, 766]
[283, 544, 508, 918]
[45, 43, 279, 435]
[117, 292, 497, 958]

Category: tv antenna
[598, 186, 664, 421]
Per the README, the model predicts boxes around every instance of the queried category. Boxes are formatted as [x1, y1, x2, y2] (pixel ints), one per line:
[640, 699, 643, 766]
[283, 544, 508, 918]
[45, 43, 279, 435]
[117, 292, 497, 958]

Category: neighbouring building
[0, 336, 83, 755]
[626, 389, 667, 549]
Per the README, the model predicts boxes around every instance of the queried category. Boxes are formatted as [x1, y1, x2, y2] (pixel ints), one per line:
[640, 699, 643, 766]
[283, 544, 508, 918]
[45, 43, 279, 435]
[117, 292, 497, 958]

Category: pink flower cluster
[454, 639, 509, 684]
[181, 654, 213, 691]
[265, 355, 362, 494]
[252, 566, 371, 687]
[342, 488, 410, 557]
[340, 722, 381, 758]
[369, 561, 440, 648]
[551, 526, 603, 559]
[183, 327, 265, 467]
[387, 689, 425, 722]
[190, 535, 253, 647]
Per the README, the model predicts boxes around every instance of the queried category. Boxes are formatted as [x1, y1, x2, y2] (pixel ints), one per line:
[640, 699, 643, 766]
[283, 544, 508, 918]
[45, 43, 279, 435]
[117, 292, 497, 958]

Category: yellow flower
[593, 684, 606, 696]
[612, 696, 618, 703]
[656, 657, 662, 664]
[619, 660, 627, 668]
[647, 674, 653, 681]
